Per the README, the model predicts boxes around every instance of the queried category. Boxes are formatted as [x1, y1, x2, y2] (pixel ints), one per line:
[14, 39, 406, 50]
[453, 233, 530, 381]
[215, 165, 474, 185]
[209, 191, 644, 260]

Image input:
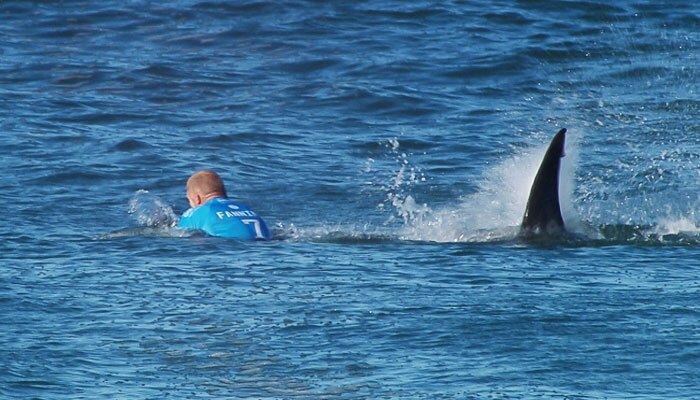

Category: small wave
[49, 111, 153, 125]
[360, 5, 453, 22]
[52, 72, 102, 88]
[271, 221, 700, 247]
[186, 131, 301, 146]
[31, 169, 112, 185]
[192, 1, 274, 15]
[483, 11, 535, 26]
[112, 138, 151, 152]
[136, 64, 186, 78]
[275, 58, 343, 74]
[592, 223, 700, 246]
[607, 66, 671, 80]
[272, 223, 396, 244]
[97, 226, 195, 240]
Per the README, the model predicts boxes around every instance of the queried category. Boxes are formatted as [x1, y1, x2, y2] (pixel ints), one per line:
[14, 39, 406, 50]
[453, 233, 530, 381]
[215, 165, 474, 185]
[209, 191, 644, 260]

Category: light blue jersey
[177, 197, 270, 240]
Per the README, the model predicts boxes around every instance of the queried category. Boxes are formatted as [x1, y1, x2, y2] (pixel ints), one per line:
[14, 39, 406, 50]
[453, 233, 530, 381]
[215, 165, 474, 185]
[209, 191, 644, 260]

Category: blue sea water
[2, 1, 700, 398]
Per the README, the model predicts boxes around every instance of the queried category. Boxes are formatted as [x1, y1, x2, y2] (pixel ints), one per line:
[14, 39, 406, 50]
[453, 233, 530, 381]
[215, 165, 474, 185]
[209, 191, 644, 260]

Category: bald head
[185, 169, 228, 207]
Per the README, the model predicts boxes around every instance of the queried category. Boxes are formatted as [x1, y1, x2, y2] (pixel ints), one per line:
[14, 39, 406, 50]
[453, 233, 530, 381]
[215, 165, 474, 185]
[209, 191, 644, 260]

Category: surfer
[177, 169, 271, 240]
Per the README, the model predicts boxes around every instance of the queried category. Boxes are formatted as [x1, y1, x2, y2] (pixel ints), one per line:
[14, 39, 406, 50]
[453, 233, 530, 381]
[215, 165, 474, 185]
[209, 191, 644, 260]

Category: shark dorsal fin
[519, 128, 567, 237]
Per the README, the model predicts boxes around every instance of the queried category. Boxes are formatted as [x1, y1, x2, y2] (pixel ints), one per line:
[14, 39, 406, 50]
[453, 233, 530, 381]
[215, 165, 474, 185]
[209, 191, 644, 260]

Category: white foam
[652, 216, 700, 236]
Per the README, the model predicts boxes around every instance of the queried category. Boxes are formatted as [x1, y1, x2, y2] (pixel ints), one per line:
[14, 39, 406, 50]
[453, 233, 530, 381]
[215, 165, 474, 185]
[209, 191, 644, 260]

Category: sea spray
[396, 144, 543, 242]
[96, 190, 186, 239]
[653, 216, 700, 237]
[383, 130, 583, 242]
[364, 137, 429, 226]
[127, 189, 179, 228]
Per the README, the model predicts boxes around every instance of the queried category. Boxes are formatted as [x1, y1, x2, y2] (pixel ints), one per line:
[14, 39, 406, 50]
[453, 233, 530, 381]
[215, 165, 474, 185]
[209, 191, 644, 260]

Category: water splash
[127, 189, 179, 228]
[366, 137, 429, 225]
[652, 216, 700, 237]
[97, 190, 187, 239]
[389, 131, 582, 243]
[316, 130, 700, 246]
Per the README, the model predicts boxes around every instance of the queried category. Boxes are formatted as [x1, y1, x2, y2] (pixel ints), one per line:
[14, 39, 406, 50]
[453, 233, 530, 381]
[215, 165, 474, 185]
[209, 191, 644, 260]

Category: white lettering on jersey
[216, 210, 257, 219]
[241, 219, 265, 239]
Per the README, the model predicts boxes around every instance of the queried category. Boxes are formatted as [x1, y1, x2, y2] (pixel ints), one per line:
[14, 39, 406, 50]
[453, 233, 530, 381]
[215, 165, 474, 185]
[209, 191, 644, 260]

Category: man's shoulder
[182, 207, 197, 218]
[178, 205, 206, 229]
[180, 199, 221, 221]
[209, 198, 252, 211]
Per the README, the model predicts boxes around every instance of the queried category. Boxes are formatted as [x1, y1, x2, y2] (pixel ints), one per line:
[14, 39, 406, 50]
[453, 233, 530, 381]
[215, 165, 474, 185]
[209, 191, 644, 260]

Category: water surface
[2, 1, 700, 398]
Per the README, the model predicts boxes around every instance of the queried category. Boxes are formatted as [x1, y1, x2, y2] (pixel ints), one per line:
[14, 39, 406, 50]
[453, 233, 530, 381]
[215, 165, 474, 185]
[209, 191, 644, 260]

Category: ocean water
[2, 1, 700, 398]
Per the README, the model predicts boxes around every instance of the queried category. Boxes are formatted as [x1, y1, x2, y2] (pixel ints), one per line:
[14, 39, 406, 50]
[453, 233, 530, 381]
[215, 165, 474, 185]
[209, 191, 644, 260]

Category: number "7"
[241, 219, 265, 239]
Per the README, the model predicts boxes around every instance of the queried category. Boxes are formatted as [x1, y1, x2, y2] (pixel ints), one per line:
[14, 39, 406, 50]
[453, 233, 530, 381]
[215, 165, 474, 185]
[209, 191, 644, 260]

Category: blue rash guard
[177, 197, 271, 240]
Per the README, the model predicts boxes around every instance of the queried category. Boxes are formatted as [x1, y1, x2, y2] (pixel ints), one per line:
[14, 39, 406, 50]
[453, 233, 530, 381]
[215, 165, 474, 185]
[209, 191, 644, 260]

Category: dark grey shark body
[519, 128, 567, 237]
